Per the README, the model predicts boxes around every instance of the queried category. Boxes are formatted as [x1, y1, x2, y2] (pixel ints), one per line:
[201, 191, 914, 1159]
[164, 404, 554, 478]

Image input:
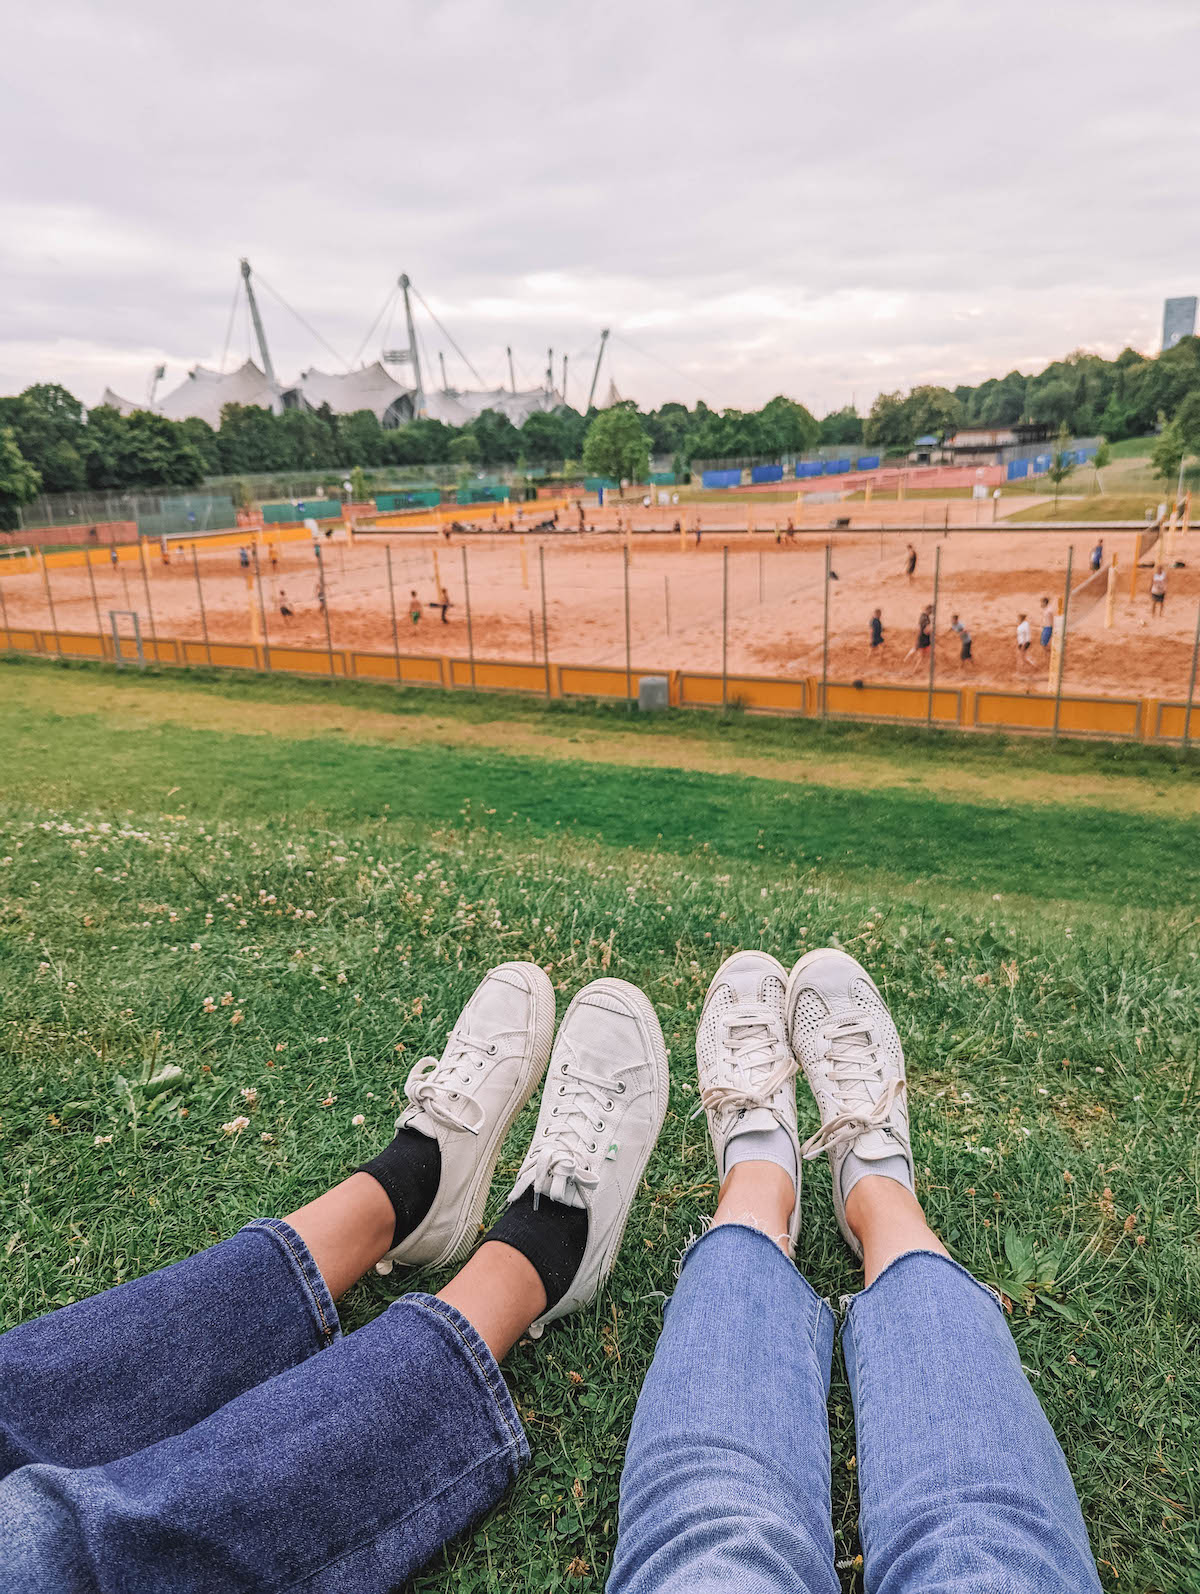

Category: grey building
[1162, 296, 1197, 351]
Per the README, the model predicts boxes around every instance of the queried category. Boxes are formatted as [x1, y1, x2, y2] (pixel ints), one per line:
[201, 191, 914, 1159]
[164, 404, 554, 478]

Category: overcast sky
[4, 0, 1199, 418]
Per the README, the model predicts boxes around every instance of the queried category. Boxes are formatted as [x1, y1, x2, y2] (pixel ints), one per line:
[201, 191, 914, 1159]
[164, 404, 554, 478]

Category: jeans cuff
[839, 1247, 1004, 1326]
[244, 1217, 341, 1349]
[679, 1221, 837, 1334]
[402, 1294, 530, 1466]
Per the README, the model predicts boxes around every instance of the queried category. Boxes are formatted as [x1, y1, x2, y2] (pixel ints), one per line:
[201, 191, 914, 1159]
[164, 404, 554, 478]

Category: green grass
[1, 668, 1197, 1591]
[1105, 438, 1156, 461]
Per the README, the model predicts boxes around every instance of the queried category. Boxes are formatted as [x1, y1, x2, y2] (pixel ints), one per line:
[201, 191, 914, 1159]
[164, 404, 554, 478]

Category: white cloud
[1, 0, 1198, 413]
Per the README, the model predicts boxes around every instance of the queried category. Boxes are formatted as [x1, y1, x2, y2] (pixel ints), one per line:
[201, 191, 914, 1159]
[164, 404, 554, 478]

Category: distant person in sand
[239, 547, 250, 569]
[904, 610, 931, 673]
[1015, 612, 1035, 670]
[430, 585, 452, 624]
[1090, 538, 1103, 574]
[948, 613, 974, 671]
[278, 591, 293, 622]
[269, 545, 279, 571]
[904, 544, 917, 581]
[1150, 565, 1167, 615]
[1039, 596, 1054, 651]
[109, 546, 118, 568]
[409, 589, 422, 626]
[867, 607, 885, 662]
[785, 518, 796, 541]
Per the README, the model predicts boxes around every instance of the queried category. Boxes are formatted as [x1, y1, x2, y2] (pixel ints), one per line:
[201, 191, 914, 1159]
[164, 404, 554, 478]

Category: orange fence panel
[267, 647, 345, 677]
[1154, 701, 1196, 740]
[447, 658, 551, 693]
[55, 631, 108, 660]
[679, 673, 808, 713]
[823, 682, 960, 724]
[558, 665, 637, 699]
[0, 629, 42, 652]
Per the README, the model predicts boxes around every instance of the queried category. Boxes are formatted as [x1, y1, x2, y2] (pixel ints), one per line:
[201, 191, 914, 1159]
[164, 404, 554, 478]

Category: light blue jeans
[0, 1218, 1100, 1590]
[609, 1223, 1101, 1593]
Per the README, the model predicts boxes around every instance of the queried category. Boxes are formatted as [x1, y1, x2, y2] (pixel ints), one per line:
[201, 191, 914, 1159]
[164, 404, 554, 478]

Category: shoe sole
[535, 976, 670, 1330]
[386, 961, 556, 1271]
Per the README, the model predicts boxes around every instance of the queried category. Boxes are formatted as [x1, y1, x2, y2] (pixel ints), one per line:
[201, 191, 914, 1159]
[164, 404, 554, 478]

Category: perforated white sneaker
[696, 950, 801, 1248]
[786, 948, 912, 1258]
[505, 978, 669, 1334]
[375, 962, 555, 1273]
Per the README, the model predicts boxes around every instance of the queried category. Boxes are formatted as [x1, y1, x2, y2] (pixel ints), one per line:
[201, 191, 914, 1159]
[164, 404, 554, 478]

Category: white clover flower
[94, 1134, 113, 1146]
[221, 1116, 251, 1135]
[240, 1087, 258, 1106]
[352, 1114, 365, 1127]
[260, 1132, 275, 1143]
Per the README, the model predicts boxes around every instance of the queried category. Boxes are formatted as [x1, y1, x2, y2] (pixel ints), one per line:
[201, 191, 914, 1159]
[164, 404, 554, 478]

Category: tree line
[5, 333, 1200, 527]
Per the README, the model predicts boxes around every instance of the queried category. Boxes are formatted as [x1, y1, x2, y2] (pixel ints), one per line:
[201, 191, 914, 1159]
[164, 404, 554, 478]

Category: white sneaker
[376, 962, 555, 1273]
[786, 948, 912, 1258]
[505, 978, 669, 1334]
[696, 950, 800, 1248]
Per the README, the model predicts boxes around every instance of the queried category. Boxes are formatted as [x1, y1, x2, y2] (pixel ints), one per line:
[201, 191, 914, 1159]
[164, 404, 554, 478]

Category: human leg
[1, 971, 667, 1593]
[0, 960, 552, 1477]
[790, 947, 1100, 1593]
[842, 1212, 1100, 1593]
[610, 952, 838, 1594]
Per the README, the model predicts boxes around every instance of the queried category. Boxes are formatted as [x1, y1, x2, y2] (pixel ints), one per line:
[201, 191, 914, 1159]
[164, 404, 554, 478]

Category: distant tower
[1162, 296, 1197, 351]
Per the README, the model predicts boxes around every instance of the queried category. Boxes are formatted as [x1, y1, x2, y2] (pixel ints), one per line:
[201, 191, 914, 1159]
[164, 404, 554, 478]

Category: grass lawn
[1, 661, 1197, 1590]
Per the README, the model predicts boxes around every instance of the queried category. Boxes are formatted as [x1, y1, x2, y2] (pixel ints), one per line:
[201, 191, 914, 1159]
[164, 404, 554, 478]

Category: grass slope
[1, 669, 1197, 1591]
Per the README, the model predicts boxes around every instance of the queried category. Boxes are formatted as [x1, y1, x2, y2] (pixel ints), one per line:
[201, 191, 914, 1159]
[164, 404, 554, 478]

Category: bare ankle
[845, 1175, 948, 1286]
[711, 1161, 795, 1253]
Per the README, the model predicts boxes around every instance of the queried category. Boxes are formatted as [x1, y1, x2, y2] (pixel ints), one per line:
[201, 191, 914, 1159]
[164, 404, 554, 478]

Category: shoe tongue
[848, 1125, 899, 1161]
[729, 1105, 777, 1138]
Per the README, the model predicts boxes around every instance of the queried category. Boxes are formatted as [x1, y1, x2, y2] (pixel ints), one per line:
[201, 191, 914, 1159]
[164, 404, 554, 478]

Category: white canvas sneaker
[786, 948, 912, 1258]
[504, 978, 669, 1334]
[696, 950, 801, 1248]
[375, 961, 555, 1273]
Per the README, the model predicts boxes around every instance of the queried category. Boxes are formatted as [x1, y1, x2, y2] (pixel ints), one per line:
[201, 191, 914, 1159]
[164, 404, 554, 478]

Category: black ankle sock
[485, 1188, 589, 1312]
[358, 1127, 441, 1249]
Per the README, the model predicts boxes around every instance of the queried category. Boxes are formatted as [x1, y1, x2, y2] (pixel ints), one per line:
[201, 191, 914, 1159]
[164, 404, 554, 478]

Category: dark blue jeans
[0, 1219, 528, 1592]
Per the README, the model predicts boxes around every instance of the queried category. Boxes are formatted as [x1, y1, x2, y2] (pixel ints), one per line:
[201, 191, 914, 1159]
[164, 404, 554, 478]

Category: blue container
[750, 463, 784, 484]
[702, 469, 743, 489]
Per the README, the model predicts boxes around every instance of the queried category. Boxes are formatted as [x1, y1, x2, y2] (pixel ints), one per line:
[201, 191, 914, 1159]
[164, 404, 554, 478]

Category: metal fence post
[821, 540, 831, 720]
[1183, 600, 1200, 754]
[85, 551, 104, 641]
[138, 541, 157, 647]
[385, 546, 400, 681]
[191, 546, 212, 666]
[721, 544, 729, 707]
[461, 545, 476, 689]
[623, 543, 632, 709]
[40, 552, 62, 659]
[253, 546, 272, 671]
[538, 545, 550, 698]
[1051, 546, 1074, 744]
[315, 546, 334, 677]
[927, 544, 941, 726]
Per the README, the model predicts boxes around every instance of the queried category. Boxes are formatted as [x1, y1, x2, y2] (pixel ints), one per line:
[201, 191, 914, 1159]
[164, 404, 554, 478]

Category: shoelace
[528, 1045, 626, 1206]
[401, 1030, 501, 1136]
[693, 1005, 796, 1123]
[799, 1014, 906, 1161]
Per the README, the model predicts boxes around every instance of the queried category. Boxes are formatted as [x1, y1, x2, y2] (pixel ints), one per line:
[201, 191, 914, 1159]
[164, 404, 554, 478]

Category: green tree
[339, 409, 385, 467]
[469, 409, 522, 466]
[1150, 419, 1185, 486]
[0, 427, 42, 531]
[447, 433, 481, 464]
[818, 407, 863, 446]
[1173, 389, 1200, 460]
[349, 465, 370, 501]
[1046, 422, 1076, 509]
[1093, 438, 1110, 469]
[519, 409, 568, 464]
[757, 395, 819, 453]
[582, 404, 652, 486]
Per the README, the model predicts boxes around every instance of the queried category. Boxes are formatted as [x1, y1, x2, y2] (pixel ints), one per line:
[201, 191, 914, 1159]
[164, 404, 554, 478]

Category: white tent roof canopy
[155, 360, 277, 428]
